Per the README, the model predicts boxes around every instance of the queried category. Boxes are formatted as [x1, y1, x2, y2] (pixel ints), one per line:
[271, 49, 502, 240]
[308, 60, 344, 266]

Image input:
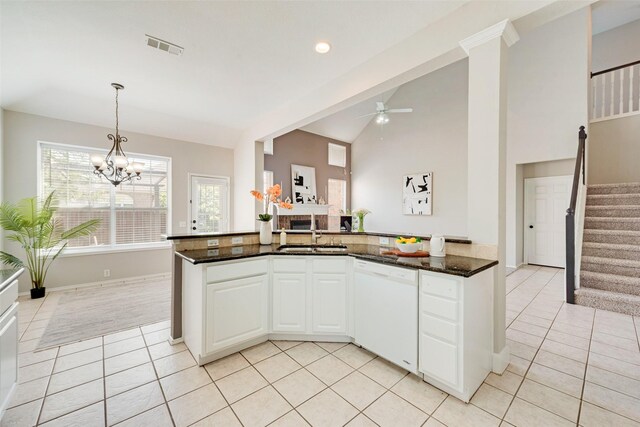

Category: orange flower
[267, 184, 282, 197]
[250, 190, 264, 201]
[279, 201, 293, 209]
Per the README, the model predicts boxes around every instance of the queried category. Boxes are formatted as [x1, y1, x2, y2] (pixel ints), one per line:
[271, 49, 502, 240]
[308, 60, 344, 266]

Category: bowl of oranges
[395, 236, 422, 253]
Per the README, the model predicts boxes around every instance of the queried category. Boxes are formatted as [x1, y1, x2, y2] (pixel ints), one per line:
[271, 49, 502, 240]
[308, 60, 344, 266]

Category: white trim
[59, 242, 172, 258]
[188, 173, 231, 233]
[17, 272, 171, 296]
[492, 345, 510, 374]
[590, 109, 640, 123]
[459, 19, 519, 55]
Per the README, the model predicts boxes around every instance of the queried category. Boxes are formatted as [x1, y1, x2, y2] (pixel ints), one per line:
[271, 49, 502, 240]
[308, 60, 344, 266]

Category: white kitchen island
[177, 245, 496, 402]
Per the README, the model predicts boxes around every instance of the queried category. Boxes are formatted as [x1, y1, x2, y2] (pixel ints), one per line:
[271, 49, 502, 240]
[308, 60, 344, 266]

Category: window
[328, 143, 347, 167]
[327, 178, 347, 230]
[39, 142, 171, 251]
[190, 175, 229, 233]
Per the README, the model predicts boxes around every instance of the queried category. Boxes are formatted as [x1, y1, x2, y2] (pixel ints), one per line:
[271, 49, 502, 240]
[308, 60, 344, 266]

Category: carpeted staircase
[575, 182, 640, 316]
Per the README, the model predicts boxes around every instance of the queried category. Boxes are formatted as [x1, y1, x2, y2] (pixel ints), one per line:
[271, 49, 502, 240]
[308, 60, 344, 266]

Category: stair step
[583, 229, 640, 245]
[581, 256, 640, 278]
[584, 217, 640, 231]
[587, 194, 640, 206]
[580, 270, 640, 296]
[588, 182, 640, 195]
[575, 288, 640, 316]
[585, 205, 640, 218]
[582, 242, 640, 261]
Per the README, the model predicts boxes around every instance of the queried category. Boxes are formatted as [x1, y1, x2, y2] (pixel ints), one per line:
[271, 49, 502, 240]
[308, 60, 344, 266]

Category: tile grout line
[575, 309, 598, 426]
[141, 328, 177, 427]
[498, 269, 572, 424]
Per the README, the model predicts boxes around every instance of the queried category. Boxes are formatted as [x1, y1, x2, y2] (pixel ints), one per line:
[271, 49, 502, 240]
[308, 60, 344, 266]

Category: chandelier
[91, 83, 143, 186]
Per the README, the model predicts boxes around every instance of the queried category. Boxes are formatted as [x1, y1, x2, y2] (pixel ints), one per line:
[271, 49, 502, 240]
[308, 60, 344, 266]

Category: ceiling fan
[359, 101, 413, 124]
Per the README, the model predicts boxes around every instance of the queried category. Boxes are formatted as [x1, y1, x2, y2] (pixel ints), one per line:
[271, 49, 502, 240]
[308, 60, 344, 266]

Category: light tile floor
[2, 265, 640, 426]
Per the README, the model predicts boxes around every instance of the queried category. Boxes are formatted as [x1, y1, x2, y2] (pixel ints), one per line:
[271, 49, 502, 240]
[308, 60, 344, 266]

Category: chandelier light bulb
[91, 155, 104, 167]
[114, 155, 128, 169]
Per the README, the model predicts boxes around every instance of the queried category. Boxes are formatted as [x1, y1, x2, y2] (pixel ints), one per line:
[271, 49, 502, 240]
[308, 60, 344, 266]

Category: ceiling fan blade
[376, 101, 385, 111]
[387, 108, 413, 113]
[356, 112, 378, 118]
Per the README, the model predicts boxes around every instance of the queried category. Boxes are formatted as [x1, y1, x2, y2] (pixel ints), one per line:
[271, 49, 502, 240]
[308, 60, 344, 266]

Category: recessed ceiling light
[315, 41, 331, 54]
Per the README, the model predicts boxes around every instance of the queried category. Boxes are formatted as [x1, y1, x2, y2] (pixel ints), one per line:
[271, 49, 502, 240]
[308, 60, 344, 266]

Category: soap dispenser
[280, 229, 287, 246]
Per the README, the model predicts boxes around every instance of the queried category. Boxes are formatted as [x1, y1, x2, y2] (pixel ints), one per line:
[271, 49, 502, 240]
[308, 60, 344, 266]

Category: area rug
[36, 279, 171, 350]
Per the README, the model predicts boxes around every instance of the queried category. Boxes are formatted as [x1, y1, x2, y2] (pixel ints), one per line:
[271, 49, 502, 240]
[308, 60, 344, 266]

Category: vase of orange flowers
[250, 184, 292, 245]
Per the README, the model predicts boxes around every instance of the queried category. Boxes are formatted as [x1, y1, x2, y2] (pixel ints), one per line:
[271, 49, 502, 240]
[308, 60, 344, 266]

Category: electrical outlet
[207, 249, 219, 256]
[231, 236, 243, 245]
[379, 237, 390, 246]
[207, 239, 219, 247]
[231, 247, 244, 255]
[103, 269, 110, 278]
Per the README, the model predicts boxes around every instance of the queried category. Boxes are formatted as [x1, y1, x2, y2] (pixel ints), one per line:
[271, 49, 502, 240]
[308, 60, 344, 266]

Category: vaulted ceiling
[0, 1, 467, 147]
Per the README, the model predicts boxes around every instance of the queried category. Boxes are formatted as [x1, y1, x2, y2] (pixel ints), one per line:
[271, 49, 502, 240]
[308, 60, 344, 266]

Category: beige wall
[264, 130, 351, 208]
[589, 114, 640, 184]
[352, 59, 468, 237]
[592, 19, 640, 73]
[523, 158, 576, 179]
[506, 7, 590, 268]
[2, 111, 234, 292]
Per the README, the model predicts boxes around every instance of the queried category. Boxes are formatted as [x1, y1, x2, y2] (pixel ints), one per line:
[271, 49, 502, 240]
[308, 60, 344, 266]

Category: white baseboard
[492, 345, 510, 374]
[506, 263, 524, 270]
[18, 272, 172, 296]
[169, 337, 184, 345]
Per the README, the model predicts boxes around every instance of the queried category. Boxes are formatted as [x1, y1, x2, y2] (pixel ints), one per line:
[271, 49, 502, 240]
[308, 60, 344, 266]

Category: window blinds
[39, 142, 170, 249]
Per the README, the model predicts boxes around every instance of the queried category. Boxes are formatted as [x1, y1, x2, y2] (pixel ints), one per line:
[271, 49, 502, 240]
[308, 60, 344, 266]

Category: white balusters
[592, 62, 640, 122]
[630, 65, 635, 113]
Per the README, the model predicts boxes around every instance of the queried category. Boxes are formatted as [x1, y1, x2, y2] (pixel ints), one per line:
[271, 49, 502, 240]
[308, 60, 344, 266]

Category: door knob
[192, 220, 196, 224]
[192, 226, 197, 230]
[529, 225, 534, 229]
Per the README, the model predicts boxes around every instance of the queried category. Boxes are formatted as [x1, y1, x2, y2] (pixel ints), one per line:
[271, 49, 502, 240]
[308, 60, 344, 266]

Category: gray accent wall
[2, 110, 235, 292]
[264, 129, 351, 208]
[351, 59, 469, 237]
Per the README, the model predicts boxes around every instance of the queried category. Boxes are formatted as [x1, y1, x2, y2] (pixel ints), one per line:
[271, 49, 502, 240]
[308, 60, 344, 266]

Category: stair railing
[565, 126, 587, 304]
[591, 59, 640, 122]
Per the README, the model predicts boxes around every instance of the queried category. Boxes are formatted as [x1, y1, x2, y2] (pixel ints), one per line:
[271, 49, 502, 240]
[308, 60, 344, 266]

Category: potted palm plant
[0, 192, 100, 299]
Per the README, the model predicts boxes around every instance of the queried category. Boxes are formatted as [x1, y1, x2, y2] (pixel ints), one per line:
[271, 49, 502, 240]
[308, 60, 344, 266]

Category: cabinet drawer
[420, 334, 458, 387]
[0, 280, 18, 317]
[420, 294, 457, 321]
[207, 259, 268, 283]
[420, 274, 459, 300]
[272, 257, 307, 273]
[420, 313, 457, 344]
[312, 258, 347, 273]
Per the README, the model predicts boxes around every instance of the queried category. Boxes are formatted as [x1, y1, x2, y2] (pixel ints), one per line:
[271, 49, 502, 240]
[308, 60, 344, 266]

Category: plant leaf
[0, 251, 24, 268]
[61, 219, 101, 240]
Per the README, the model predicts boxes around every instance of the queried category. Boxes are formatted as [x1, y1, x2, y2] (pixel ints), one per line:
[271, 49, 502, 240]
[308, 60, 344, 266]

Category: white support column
[460, 20, 518, 374]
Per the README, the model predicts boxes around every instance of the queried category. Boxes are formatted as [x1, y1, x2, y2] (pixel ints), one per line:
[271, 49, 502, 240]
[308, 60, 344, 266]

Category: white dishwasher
[354, 259, 418, 373]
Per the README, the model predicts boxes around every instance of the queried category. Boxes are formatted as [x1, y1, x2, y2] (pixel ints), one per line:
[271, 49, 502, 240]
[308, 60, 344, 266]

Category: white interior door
[190, 175, 229, 233]
[524, 175, 572, 268]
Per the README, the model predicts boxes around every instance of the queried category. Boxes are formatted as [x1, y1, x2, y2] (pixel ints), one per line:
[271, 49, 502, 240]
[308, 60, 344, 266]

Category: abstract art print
[403, 172, 432, 215]
[291, 164, 317, 204]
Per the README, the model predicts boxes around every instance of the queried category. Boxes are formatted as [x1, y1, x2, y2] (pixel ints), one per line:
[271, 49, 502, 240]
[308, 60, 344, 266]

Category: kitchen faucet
[310, 212, 322, 244]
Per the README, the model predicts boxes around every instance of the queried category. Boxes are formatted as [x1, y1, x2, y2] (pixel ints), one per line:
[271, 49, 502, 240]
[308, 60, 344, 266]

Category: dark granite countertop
[0, 268, 25, 293]
[176, 244, 496, 278]
[166, 230, 471, 245]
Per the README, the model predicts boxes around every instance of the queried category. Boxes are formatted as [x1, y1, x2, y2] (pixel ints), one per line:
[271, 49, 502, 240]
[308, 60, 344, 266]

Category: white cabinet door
[272, 273, 306, 332]
[311, 274, 347, 334]
[0, 304, 18, 415]
[205, 275, 268, 353]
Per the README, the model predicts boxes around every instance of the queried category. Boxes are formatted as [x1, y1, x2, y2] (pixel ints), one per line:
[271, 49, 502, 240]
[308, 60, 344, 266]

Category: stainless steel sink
[277, 245, 347, 253]
[314, 246, 348, 253]
[278, 246, 315, 253]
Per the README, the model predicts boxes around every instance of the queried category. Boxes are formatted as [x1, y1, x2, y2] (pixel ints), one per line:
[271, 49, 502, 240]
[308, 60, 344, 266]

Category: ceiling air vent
[145, 34, 183, 56]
